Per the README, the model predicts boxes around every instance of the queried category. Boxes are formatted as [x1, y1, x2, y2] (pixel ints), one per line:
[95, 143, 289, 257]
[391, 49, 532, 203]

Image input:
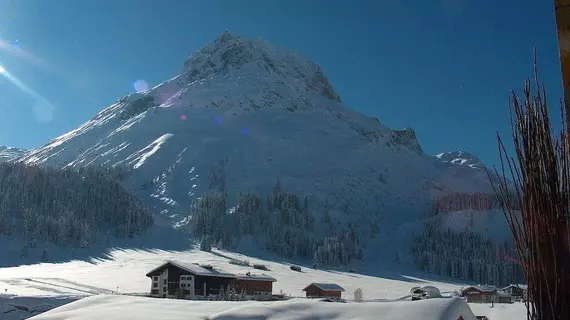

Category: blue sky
[0, 0, 562, 168]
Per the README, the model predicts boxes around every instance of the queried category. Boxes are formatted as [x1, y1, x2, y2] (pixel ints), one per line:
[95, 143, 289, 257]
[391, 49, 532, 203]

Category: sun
[0, 65, 5, 73]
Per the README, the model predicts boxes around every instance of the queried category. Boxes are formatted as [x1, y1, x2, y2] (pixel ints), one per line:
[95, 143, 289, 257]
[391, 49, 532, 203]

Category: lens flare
[0, 66, 56, 123]
[133, 79, 149, 92]
[10, 40, 20, 50]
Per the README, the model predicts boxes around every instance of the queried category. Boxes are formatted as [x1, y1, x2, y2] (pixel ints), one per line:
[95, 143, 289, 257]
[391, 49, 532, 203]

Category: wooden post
[554, 0, 570, 122]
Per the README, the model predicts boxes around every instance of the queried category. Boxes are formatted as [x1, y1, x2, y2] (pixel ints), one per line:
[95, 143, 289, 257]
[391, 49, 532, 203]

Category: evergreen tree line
[189, 171, 363, 267]
[0, 163, 154, 248]
[411, 221, 525, 286]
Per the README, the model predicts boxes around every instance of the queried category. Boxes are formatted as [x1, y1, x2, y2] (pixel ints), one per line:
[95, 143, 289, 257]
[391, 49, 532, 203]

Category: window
[153, 276, 158, 281]
[153, 283, 158, 288]
[163, 279, 167, 284]
[181, 283, 186, 287]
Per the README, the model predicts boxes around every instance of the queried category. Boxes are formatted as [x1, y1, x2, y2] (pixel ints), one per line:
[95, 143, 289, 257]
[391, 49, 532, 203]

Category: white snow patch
[129, 133, 173, 169]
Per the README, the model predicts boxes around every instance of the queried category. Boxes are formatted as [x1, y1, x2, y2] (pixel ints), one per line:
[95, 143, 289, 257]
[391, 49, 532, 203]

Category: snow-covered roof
[235, 273, 277, 282]
[500, 284, 528, 290]
[303, 283, 345, 292]
[416, 285, 442, 297]
[31, 295, 481, 320]
[145, 260, 235, 278]
[461, 285, 497, 293]
[146, 261, 277, 282]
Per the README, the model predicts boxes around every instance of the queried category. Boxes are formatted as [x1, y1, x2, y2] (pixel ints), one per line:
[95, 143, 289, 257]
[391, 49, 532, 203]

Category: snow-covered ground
[0, 247, 459, 299]
[0, 247, 527, 319]
[28, 295, 481, 320]
[469, 302, 528, 319]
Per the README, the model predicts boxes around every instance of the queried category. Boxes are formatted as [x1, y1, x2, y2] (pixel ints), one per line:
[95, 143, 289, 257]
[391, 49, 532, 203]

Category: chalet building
[460, 285, 498, 303]
[499, 284, 528, 302]
[146, 260, 276, 300]
[230, 273, 276, 299]
[302, 283, 345, 299]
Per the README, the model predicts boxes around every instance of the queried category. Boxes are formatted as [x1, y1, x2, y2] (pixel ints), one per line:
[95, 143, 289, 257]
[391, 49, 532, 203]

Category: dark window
[153, 283, 158, 288]
[163, 279, 167, 284]
[181, 276, 186, 280]
[181, 283, 186, 287]
[153, 276, 158, 281]
[151, 289, 159, 294]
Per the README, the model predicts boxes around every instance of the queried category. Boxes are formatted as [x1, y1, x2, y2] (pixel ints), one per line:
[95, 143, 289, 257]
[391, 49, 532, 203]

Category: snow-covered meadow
[0, 247, 527, 319]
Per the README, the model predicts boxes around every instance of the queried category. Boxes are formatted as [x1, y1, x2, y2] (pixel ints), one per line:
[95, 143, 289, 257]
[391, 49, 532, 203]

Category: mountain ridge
[0, 146, 26, 163]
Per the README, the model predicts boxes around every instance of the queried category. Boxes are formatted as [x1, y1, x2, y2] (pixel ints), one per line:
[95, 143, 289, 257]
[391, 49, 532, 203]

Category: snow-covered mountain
[0, 146, 26, 163]
[17, 32, 500, 241]
[435, 151, 486, 170]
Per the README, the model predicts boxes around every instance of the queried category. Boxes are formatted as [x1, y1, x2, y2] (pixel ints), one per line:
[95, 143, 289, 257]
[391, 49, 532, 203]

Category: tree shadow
[0, 225, 191, 268]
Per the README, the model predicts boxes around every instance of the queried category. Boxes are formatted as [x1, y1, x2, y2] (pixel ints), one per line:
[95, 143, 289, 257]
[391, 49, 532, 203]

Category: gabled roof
[235, 274, 277, 282]
[461, 285, 497, 294]
[302, 283, 345, 292]
[145, 261, 277, 282]
[499, 284, 528, 292]
[145, 260, 235, 278]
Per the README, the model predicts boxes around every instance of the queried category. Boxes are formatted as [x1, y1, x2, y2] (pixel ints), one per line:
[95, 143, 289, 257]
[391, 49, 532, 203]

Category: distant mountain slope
[15, 32, 506, 267]
[0, 146, 26, 163]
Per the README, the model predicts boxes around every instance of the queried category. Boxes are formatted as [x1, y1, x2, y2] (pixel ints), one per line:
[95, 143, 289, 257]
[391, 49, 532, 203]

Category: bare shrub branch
[488, 56, 570, 320]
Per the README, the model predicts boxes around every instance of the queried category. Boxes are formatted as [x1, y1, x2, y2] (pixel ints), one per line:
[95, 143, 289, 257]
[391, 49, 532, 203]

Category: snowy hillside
[6, 32, 517, 284]
[0, 146, 26, 163]
[0, 247, 458, 299]
[16, 32, 499, 224]
[0, 247, 526, 320]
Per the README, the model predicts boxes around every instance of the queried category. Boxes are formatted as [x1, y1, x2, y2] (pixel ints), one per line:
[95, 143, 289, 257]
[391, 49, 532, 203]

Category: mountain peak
[0, 146, 26, 163]
[182, 32, 341, 103]
[392, 128, 423, 154]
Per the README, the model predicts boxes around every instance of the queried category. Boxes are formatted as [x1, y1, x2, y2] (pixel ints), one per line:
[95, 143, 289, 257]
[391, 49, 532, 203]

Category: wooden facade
[230, 278, 274, 299]
[302, 283, 345, 298]
[146, 261, 275, 300]
[499, 284, 527, 302]
[461, 286, 496, 303]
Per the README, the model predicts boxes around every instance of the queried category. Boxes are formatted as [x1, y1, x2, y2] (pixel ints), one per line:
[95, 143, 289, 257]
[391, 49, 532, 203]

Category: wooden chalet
[460, 285, 497, 303]
[499, 284, 527, 302]
[302, 283, 345, 299]
[146, 260, 276, 300]
[231, 272, 276, 299]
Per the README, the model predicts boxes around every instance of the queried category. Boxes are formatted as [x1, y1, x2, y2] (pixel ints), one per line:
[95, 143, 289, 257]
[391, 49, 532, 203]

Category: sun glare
[0, 65, 5, 73]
